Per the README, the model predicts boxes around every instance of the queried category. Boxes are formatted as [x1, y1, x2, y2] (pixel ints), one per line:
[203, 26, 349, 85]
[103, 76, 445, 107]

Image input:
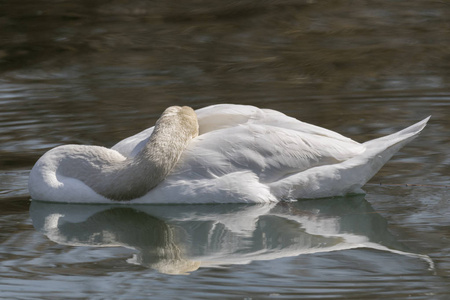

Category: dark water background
[1, 1, 449, 299]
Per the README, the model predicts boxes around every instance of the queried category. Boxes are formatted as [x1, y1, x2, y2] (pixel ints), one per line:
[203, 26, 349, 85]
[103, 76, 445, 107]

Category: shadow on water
[30, 195, 433, 275]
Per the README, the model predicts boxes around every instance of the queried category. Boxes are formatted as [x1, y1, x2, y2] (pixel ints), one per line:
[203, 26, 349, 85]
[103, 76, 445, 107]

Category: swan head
[157, 106, 199, 140]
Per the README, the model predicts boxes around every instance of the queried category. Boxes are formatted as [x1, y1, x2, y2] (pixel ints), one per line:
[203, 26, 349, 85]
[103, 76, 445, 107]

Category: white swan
[28, 104, 430, 203]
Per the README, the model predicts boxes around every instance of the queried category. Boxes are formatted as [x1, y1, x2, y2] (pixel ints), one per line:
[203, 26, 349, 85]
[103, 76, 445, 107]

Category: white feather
[29, 104, 429, 203]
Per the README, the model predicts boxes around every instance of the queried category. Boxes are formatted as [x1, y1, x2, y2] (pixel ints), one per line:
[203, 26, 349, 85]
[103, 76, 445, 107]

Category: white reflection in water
[30, 196, 434, 275]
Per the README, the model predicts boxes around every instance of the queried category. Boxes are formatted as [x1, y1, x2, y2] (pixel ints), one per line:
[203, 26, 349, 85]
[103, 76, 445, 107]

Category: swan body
[29, 104, 429, 204]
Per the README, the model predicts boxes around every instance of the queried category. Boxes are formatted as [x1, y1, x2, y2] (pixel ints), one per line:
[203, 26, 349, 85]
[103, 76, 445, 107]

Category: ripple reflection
[30, 196, 434, 275]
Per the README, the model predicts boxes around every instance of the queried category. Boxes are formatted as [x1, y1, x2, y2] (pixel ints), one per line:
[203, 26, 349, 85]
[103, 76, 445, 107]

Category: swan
[28, 104, 430, 203]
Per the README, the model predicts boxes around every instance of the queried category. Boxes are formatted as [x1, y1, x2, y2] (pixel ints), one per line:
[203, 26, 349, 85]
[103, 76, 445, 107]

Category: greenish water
[1, 1, 449, 299]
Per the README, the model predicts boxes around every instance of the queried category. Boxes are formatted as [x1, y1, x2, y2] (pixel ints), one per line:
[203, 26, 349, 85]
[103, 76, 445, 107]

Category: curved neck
[66, 106, 198, 201]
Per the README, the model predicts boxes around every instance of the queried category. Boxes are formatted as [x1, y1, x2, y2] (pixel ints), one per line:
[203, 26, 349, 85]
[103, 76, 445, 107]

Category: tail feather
[270, 116, 430, 199]
[356, 115, 430, 184]
[363, 116, 430, 150]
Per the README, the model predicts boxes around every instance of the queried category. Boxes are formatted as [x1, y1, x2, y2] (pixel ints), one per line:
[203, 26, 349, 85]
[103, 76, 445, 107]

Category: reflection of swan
[30, 196, 434, 275]
[29, 104, 429, 203]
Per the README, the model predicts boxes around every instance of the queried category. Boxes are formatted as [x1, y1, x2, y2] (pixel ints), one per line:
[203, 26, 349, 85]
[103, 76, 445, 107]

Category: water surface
[1, 1, 449, 299]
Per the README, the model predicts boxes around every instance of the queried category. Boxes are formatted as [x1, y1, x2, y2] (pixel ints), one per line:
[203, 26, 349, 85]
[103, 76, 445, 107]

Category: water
[1, 0, 449, 299]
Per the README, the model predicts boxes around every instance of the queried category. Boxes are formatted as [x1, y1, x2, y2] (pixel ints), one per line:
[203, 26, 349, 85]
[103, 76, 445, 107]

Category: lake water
[1, 1, 449, 299]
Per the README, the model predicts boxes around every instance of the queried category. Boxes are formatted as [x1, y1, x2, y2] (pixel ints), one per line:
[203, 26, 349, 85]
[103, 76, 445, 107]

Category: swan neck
[67, 106, 198, 201]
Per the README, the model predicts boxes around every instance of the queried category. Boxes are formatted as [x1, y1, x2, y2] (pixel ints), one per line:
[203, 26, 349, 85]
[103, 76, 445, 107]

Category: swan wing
[113, 104, 363, 160]
[269, 116, 430, 199]
[196, 104, 359, 145]
[170, 122, 365, 183]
